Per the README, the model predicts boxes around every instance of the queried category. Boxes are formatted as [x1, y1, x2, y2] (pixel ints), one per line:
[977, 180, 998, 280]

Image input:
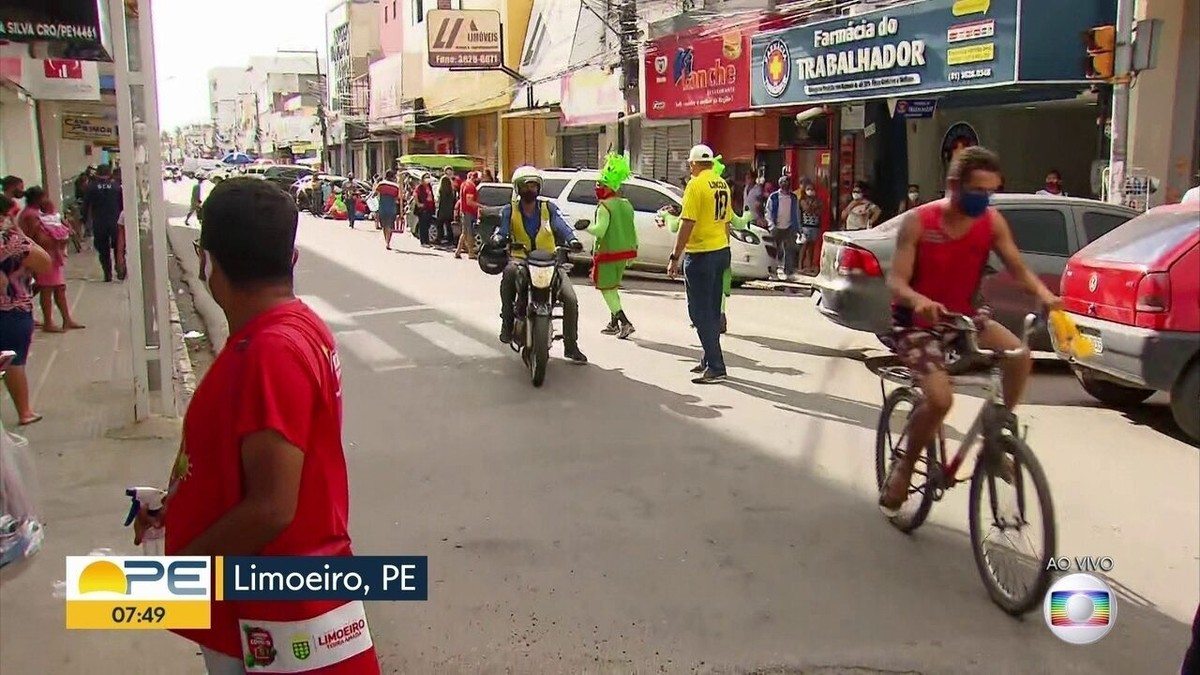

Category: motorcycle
[505, 240, 582, 387]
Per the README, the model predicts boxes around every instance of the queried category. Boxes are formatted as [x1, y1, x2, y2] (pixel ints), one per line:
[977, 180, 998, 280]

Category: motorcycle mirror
[573, 219, 590, 230]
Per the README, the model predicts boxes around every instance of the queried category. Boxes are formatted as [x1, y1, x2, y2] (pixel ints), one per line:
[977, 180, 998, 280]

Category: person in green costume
[657, 155, 752, 333]
[584, 153, 639, 338]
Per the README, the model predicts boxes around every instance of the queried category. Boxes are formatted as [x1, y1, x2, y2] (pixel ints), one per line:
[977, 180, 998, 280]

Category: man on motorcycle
[491, 166, 587, 363]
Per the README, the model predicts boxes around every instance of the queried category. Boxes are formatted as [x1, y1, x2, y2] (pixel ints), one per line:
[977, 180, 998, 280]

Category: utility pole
[254, 92, 263, 156]
[1106, 0, 1135, 206]
[280, 49, 329, 169]
[616, 0, 638, 155]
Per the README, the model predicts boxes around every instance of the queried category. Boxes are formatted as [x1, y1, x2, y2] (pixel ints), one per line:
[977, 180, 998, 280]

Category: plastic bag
[1048, 309, 1095, 359]
[0, 430, 44, 574]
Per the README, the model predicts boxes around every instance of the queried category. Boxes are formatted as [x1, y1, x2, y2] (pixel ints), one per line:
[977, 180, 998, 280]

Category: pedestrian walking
[0, 194, 53, 426]
[81, 164, 123, 281]
[455, 171, 480, 259]
[413, 173, 436, 247]
[372, 170, 402, 250]
[184, 176, 203, 225]
[345, 174, 358, 229]
[140, 177, 382, 675]
[798, 179, 823, 274]
[765, 175, 801, 281]
[436, 174, 456, 246]
[666, 144, 732, 384]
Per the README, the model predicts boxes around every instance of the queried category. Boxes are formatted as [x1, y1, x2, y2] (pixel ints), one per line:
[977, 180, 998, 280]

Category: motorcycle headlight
[731, 229, 761, 246]
[528, 265, 555, 289]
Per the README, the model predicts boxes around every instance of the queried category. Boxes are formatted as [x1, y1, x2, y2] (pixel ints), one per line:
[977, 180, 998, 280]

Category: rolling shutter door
[664, 124, 693, 186]
[561, 133, 600, 169]
[640, 124, 693, 185]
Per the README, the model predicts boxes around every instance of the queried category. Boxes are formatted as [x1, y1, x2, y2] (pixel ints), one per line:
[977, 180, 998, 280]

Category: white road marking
[347, 304, 433, 318]
[407, 321, 499, 359]
[298, 295, 357, 327]
[335, 330, 405, 367]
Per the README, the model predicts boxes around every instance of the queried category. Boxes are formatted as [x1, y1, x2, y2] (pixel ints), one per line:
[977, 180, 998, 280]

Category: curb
[165, 226, 229, 352]
[166, 283, 196, 416]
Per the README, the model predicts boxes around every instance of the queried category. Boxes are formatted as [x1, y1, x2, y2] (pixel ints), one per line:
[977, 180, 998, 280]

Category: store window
[1001, 209, 1071, 256]
[624, 185, 675, 213]
[1082, 211, 1131, 243]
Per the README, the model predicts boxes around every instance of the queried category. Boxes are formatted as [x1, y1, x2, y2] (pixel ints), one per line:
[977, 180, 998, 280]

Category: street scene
[1, 0, 1198, 674]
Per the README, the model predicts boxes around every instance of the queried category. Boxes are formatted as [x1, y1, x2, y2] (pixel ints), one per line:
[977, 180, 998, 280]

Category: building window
[411, 0, 424, 25]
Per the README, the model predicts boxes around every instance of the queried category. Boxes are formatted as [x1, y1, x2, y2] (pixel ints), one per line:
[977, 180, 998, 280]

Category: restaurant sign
[751, 0, 1019, 106]
[644, 30, 750, 119]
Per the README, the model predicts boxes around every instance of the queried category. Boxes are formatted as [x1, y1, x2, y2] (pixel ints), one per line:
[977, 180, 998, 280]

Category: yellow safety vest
[509, 201, 557, 259]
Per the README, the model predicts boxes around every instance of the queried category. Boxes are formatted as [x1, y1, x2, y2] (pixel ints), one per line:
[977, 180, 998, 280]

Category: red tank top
[895, 201, 993, 327]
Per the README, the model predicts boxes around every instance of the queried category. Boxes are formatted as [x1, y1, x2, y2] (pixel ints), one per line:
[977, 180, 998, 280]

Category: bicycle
[873, 311, 1056, 616]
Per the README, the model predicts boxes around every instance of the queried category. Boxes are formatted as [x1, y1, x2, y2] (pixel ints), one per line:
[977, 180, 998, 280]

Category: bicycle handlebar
[935, 311, 1043, 361]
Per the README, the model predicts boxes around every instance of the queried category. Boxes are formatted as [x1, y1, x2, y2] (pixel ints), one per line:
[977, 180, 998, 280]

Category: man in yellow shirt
[667, 144, 732, 384]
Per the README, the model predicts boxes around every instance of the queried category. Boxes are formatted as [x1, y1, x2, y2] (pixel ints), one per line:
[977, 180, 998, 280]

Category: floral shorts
[893, 313, 988, 381]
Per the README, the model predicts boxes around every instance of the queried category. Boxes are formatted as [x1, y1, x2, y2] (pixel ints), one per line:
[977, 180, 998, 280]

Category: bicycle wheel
[968, 433, 1056, 616]
[874, 387, 937, 533]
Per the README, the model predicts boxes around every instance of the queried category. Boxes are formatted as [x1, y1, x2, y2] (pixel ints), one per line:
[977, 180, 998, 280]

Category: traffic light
[1083, 25, 1116, 80]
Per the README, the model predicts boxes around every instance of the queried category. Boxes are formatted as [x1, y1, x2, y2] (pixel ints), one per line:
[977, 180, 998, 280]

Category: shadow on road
[729, 332, 874, 362]
[279, 249, 1191, 673]
[631, 338, 806, 378]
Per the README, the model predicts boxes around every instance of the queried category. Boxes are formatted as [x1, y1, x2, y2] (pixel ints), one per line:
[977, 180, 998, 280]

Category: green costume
[588, 153, 638, 337]
[660, 155, 751, 315]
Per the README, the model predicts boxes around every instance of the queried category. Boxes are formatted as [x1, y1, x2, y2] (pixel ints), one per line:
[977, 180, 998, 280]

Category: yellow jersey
[679, 168, 732, 253]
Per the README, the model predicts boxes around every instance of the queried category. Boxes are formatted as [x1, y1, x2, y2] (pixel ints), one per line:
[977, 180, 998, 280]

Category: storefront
[751, 0, 1118, 219]
[461, 112, 500, 174]
[559, 68, 624, 170]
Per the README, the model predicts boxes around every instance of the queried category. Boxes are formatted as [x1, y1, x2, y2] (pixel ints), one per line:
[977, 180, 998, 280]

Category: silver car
[812, 194, 1139, 350]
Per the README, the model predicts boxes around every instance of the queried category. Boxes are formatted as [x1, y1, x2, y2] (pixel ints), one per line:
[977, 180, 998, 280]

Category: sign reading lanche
[426, 9, 503, 69]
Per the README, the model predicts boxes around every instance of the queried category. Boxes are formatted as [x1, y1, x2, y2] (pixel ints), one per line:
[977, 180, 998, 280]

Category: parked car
[181, 157, 227, 178]
[477, 168, 771, 280]
[1054, 203, 1199, 441]
[812, 194, 1140, 350]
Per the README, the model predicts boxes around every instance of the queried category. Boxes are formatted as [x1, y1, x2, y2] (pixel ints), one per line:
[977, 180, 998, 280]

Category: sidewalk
[0, 253, 203, 674]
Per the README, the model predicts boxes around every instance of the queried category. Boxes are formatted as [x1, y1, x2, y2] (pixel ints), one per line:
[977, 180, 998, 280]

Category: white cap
[688, 144, 715, 163]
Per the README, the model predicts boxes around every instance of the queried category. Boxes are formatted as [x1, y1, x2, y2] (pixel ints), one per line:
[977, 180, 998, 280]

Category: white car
[501, 168, 770, 281]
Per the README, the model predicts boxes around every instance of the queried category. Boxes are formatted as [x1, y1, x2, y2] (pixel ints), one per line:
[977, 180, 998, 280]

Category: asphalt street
[163, 182, 1197, 674]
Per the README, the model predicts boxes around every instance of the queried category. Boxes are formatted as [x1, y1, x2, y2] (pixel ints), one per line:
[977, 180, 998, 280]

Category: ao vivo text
[1044, 556, 1115, 573]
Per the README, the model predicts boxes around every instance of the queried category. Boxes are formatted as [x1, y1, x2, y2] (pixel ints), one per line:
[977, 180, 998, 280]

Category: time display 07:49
[111, 605, 166, 624]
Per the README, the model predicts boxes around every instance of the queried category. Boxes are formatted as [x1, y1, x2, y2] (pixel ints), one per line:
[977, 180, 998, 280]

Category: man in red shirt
[881, 146, 1060, 512]
[455, 171, 480, 259]
[138, 178, 380, 674]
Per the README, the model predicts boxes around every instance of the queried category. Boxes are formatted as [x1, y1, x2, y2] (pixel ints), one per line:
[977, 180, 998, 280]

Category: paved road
[164, 183, 1197, 674]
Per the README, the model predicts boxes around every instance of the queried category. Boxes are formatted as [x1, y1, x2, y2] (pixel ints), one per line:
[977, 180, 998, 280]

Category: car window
[1082, 211, 1131, 243]
[624, 184, 677, 213]
[477, 185, 512, 207]
[998, 208, 1071, 256]
[566, 180, 598, 206]
[1082, 208, 1199, 263]
[541, 179, 569, 199]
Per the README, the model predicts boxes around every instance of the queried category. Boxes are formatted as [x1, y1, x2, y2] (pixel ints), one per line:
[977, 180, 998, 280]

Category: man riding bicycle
[880, 146, 1060, 512]
[491, 166, 587, 364]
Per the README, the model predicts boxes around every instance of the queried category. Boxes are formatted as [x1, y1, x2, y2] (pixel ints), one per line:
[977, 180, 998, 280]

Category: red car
[1056, 203, 1200, 441]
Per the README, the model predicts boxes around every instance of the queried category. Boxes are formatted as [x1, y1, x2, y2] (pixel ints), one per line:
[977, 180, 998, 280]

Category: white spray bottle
[123, 487, 166, 556]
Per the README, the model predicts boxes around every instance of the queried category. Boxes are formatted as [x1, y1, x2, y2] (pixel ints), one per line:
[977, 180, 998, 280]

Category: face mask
[805, 189, 816, 197]
[957, 189, 990, 217]
[908, 192, 919, 201]
[851, 191, 863, 200]
[520, 189, 538, 202]
[756, 177, 765, 185]
[13, 190, 24, 199]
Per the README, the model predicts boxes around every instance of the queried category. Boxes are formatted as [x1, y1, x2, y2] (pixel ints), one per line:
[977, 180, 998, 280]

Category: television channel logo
[1043, 573, 1117, 644]
[65, 556, 212, 630]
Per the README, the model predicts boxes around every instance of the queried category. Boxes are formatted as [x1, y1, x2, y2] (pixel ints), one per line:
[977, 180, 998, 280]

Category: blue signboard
[752, 0, 1019, 106]
[894, 98, 938, 118]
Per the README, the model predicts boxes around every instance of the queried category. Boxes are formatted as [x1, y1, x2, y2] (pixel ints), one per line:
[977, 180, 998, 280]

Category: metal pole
[107, 0, 151, 420]
[618, 0, 638, 155]
[315, 54, 330, 170]
[135, 0, 177, 416]
[1107, 0, 1135, 206]
[255, 92, 263, 156]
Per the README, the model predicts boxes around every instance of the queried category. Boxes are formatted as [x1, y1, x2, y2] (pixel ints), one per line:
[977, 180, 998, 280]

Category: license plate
[1078, 328, 1104, 355]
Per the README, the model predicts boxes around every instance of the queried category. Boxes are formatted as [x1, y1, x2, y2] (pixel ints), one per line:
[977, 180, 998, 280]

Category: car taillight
[836, 246, 883, 277]
[1135, 272, 1171, 312]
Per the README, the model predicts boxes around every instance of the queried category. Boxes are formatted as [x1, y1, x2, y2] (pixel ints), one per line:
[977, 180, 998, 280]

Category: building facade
[208, 66, 248, 152]
[326, 0, 381, 177]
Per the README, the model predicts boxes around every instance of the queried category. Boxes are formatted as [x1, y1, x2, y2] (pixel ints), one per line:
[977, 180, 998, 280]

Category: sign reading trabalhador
[426, 9, 503, 69]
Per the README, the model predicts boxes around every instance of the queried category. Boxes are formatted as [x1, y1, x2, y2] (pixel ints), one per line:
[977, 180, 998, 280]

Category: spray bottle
[123, 487, 166, 556]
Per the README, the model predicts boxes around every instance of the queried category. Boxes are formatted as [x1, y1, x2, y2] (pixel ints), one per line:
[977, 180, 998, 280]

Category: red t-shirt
[460, 180, 479, 216]
[165, 299, 355, 658]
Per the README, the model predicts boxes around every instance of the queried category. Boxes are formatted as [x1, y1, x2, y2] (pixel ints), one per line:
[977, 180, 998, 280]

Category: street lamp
[278, 49, 329, 169]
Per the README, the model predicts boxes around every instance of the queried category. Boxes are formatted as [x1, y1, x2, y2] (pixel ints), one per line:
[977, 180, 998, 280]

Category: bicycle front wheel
[875, 387, 937, 533]
[968, 433, 1056, 616]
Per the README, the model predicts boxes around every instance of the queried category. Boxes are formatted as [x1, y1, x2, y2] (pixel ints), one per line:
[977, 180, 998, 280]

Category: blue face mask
[957, 189, 990, 217]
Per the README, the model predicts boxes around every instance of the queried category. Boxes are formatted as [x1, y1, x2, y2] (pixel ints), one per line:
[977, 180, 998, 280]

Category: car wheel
[1073, 369, 1155, 407]
[1169, 360, 1199, 442]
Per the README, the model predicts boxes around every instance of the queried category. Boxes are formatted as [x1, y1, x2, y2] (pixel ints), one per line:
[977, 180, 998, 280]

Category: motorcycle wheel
[529, 315, 550, 387]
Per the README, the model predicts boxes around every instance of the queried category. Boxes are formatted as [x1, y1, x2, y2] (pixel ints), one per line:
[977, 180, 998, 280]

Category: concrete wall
[1128, 0, 1200, 203]
[0, 86, 42, 187]
[380, 0, 404, 55]
[907, 103, 1102, 198]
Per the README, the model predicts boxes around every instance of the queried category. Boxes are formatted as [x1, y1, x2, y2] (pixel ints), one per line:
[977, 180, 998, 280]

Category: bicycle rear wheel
[968, 433, 1056, 616]
[875, 387, 937, 533]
